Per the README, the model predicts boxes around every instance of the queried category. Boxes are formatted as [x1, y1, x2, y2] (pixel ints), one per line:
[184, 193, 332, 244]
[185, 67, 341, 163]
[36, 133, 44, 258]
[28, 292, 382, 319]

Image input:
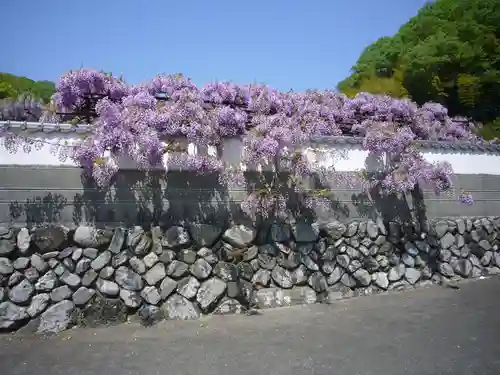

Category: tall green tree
[338, 0, 500, 138]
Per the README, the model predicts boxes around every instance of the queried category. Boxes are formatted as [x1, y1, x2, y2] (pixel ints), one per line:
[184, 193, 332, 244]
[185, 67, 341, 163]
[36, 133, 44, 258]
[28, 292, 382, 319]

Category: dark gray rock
[454, 259, 472, 278]
[108, 228, 125, 254]
[9, 279, 34, 304]
[0, 257, 14, 275]
[353, 268, 371, 286]
[58, 247, 75, 259]
[129, 256, 146, 274]
[74, 226, 110, 248]
[177, 249, 197, 265]
[150, 226, 163, 255]
[366, 220, 378, 239]
[196, 278, 226, 311]
[27, 293, 50, 317]
[141, 286, 162, 305]
[83, 247, 99, 259]
[388, 264, 405, 282]
[162, 226, 191, 249]
[53, 263, 65, 277]
[481, 251, 492, 266]
[340, 273, 356, 288]
[8, 271, 23, 287]
[13, 257, 30, 271]
[81, 269, 98, 287]
[96, 279, 119, 297]
[252, 269, 270, 287]
[90, 250, 111, 271]
[35, 271, 58, 291]
[439, 249, 452, 262]
[336, 254, 350, 269]
[271, 267, 293, 288]
[347, 259, 362, 274]
[376, 255, 389, 269]
[176, 277, 200, 299]
[60, 272, 81, 288]
[456, 219, 466, 234]
[292, 264, 308, 285]
[72, 287, 95, 306]
[258, 253, 276, 270]
[479, 240, 492, 251]
[17, 228, 31, 253]
[111, 251, 129, 268]
[30, 254, 48, 273]
[308, 272, 328, 292]
[322, 260, 336, 274]
[99, 266, 115, 279]
[159, 277, 177, 300]
[76, 294, 127, 327]
[415, 240, 430, 253]
[115, 266, 143, 291]
[37, 300, 74, 334]
[402, 253, 415, 267]
[31, 226, 66, 253]
[24, 268, 39, 283]
[405, 242, 419, 257]
[144, 263, 166, 286]
[237, 262, 254, 281]
[159, 249, 176, 264]
[213, 262, 238, 282]
[190, 259, 212, 280]
[242, 245, 258, 261]
[321, 221, 346, 239]
[363, 256, 379, 273]
[62, 258, 75, 272]
[167, 260, 189, 278]
[222, 225, 256, 248]
[405, 268, 421, 285]
[120, 289, 142, 308]
[42, 251, 59, 260]
[493, 252, 500, 267]
[213, 298, 245, 315]
[50, 285, 72, 302]
[301, 255, 319, 271]
[131, 229, 152, 255]
[327, 266, 343, 285]
[434, 220, 449, 238]
[143, 252, 159, 268]
[162, 294, 200, 320]
[136, 304, 163, 326]
[0, 301, 28, 329]
[440, 232, 455, 249]
[345, 222, 358, 237]
[373, 272, 389, 289]
[188, 224, 221, 248]
[439, 263, 455, 278]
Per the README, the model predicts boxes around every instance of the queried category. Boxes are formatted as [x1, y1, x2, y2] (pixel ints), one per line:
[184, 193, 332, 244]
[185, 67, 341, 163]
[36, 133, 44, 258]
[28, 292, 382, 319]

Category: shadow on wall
[7, 168, 428, 235]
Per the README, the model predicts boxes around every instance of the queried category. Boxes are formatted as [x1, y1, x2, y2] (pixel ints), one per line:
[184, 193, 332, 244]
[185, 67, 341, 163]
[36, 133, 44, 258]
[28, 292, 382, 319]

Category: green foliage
[0, 73, 55, 103]
[338, 0, 500, 139]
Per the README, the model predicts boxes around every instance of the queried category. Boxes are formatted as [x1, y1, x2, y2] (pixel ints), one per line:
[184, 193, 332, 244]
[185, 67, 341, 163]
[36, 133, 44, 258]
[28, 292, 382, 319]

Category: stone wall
[1, 217, 500, 334]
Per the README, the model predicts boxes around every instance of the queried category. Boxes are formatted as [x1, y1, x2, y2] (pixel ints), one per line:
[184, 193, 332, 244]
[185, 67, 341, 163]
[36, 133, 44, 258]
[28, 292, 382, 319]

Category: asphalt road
[1, 278, 500, 375]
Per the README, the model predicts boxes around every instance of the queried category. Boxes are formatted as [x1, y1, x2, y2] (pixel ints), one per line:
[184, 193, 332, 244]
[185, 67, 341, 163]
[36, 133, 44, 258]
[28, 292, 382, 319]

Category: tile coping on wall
[2, 120, 500, 154]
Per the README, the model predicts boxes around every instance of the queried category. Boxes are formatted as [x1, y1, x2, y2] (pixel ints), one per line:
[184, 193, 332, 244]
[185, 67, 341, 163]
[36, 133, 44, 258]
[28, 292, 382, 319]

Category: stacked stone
[1, 217, 500, 334]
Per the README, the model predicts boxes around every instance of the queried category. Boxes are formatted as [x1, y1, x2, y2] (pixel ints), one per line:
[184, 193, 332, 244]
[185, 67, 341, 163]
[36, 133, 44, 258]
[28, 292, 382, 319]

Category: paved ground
[1, 278, 500, 375]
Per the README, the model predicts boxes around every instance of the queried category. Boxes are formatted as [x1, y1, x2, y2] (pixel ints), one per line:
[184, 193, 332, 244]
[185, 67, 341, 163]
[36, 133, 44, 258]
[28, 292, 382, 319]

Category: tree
[337, 0, 500, 138]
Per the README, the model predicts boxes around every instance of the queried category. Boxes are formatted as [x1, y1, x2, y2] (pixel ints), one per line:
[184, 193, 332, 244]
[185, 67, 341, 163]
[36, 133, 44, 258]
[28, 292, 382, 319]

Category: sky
[1, 0, 428, 92]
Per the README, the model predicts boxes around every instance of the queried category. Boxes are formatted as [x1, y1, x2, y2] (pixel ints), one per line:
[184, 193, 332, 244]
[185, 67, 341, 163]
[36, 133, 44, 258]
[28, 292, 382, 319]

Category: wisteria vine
[0, 69, 484, 218]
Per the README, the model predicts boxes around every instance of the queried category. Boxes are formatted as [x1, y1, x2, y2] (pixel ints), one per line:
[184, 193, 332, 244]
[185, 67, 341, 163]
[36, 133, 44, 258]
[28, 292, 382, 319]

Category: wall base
[1, 217, 500, 334]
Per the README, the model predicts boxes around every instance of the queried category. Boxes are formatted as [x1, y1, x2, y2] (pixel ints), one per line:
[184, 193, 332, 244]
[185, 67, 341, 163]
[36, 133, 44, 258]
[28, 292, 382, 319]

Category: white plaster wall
[1, 132, 500, 176]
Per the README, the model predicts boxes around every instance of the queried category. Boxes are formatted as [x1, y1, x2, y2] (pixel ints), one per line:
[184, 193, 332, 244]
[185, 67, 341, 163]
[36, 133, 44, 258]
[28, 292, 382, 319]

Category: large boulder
[74, 226, 111, 248]
[162, 294, 200, 320]
[37, 300, 75, 334]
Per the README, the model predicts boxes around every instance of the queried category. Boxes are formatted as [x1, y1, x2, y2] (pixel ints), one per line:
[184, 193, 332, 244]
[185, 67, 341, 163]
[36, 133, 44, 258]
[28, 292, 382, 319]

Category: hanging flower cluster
[1, 69, 483, 217]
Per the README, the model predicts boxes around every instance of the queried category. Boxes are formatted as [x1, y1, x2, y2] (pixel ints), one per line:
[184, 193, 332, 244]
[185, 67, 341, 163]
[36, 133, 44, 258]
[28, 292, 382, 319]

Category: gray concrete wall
[0, 165, 499, 228]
